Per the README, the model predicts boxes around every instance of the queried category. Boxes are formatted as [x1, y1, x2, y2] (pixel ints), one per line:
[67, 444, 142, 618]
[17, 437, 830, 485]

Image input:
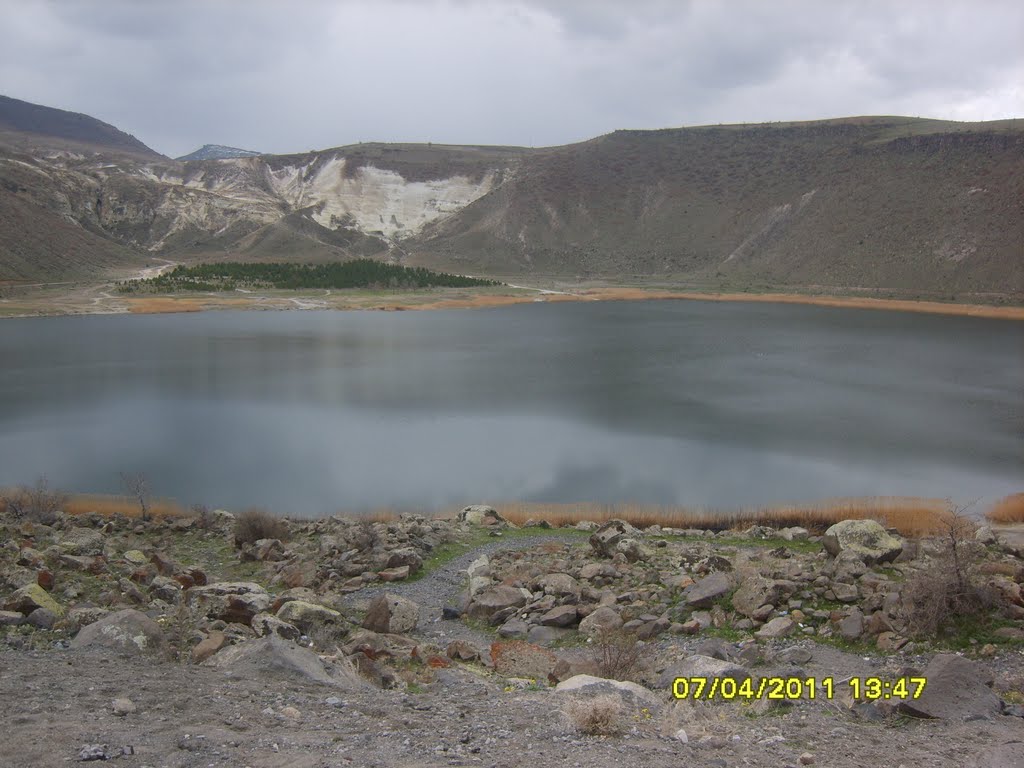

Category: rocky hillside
[1, 502, 1023, 766]
[1, 95, 1021, 295]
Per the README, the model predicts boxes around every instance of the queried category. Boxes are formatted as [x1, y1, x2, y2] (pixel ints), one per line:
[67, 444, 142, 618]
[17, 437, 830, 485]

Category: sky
[1, 0, 1021, 158]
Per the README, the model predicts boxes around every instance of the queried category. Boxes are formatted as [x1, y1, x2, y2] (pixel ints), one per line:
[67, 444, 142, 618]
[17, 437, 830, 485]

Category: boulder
[822, 520, 903, 564]
[385, 548, 423, 574]
[538, 573, 581, 597]
[897, 654, 1001, 720]
[362, 593, 419, 634]
[378, 566, 410, 582]
[276, 600, 343, 633]
[555, 674, 660, 708]
[756, 616, 797, 639]
[208, 634, 366, 688]
[731, 577, 795, 618]
[251, 613, 301, 641]
[4, 583, 65, 617]
[578, 606, 623, 638]
[58, 528, 105, 556]
[589, 520, 638, 558]
[655, 654, 751, 689]
[615, 539, 650, 563]
[70, 609, 166, 656]
[538, 605, 578, 627]
[467, 585, 529, 620]
[189, 582, 272, 624]
[191, 630, 227, 663]
[684, 572, 732, 608]
[458, 505, 508, 526]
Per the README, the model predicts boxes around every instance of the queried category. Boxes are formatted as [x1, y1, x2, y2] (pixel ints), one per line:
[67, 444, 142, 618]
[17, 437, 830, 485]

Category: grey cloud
[0, 0, 1020, 157]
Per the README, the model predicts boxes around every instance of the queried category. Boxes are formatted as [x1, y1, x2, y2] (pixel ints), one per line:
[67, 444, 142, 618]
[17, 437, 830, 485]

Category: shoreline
[2, 284, 1023, 320]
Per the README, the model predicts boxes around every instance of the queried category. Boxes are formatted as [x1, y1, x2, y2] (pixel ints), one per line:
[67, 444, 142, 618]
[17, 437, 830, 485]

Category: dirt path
[343, 531, 582, 646]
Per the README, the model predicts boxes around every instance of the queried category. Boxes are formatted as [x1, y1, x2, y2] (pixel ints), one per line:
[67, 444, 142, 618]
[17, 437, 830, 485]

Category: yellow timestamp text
[671, 676, 928, 701]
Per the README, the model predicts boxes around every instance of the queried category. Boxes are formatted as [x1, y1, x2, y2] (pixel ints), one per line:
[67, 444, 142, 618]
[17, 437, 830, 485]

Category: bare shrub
[902, 505, 995, 637]
[190, 503, 213, 530]
[305, 617, 348, 653]
[564, 694, 624, 736]
[234, 508, 289, 547]
[120, 472, 151, 521]
[2, 476, 66, 524]
[592, 628, 642, 681]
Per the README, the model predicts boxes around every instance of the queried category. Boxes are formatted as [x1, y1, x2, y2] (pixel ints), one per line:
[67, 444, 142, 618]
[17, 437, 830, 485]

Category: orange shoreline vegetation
[4, 491, 1019, 537]
[112, 288, 1024, 320]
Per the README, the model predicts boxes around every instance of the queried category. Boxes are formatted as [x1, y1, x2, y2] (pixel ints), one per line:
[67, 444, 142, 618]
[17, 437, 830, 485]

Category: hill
[176, 144, 262, 161]
[0, 98, 1020, 298]
[0, 94, 162, 160]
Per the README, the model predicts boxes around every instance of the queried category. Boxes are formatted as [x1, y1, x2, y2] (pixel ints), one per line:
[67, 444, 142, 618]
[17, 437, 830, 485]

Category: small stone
[799, 753, 816, 765]
[674, 728, 689, 743]
[279, 706, 301, 720]
[78, 744, 110, 761]
[111, 697, 136, 717]
[325, 696, 344, 708]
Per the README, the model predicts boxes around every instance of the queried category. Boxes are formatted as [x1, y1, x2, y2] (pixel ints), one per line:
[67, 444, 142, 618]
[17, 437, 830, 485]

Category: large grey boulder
[684, 572, 732, 608]
[555, 674, 661, 709]
[189, 582, 272, 624]
[897, 654, 1001, 720]
[276, 600, 343, 633]
[822, 519, 903, 564]
[578, 606, 623, 638]
[655, 654, 751, 689]
[209, 635, 366, 688]
[589, 520, 639, 558]
[362, 593, 420, 634]
[467, 585, 529, 620]
[71, 609, 166, 656]
[732, 577, 795, 618]
[458, 505, 509, 527]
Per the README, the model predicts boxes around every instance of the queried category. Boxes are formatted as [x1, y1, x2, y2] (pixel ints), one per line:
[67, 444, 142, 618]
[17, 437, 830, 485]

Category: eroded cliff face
[0, 143, 522, 279]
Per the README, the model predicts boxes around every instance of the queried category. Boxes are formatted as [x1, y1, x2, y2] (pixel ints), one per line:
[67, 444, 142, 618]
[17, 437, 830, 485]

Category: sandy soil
[2, 283, 1022, 321]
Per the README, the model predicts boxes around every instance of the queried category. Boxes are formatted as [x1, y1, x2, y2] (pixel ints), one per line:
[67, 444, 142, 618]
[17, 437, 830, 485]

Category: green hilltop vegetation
[117, 259, 502, 293]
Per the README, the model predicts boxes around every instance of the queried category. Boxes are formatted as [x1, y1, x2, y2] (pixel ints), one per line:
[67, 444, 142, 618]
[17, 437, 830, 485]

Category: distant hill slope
[0, 94, 162, 160]
[176, 144, 262, 161]
[411, 117, 1024, 295]
[0, 98, 1020, 297]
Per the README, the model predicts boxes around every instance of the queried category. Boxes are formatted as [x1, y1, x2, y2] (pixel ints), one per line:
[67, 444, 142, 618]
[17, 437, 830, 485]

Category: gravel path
[341, 531, 584, 645]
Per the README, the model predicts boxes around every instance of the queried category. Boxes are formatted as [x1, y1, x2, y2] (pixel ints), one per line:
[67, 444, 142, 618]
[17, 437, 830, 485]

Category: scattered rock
[589, 519, 637, 558]
[578, 606, 623, 637]
[111, 697, 136, 716]
[756, 616, 797, 639]
[209, 634, 366, 688]
[5, 583, 65, 617]
[458, 505, 508, 526]
[276, 600, 343, 633]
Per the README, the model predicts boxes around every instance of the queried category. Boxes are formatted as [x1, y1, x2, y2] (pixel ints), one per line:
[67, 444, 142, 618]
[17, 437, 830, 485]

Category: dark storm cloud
[0, 0, 1020, 157]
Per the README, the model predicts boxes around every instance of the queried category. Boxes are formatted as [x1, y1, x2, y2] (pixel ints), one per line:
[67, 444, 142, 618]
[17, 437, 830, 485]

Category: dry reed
[986, 493, 1024, 524]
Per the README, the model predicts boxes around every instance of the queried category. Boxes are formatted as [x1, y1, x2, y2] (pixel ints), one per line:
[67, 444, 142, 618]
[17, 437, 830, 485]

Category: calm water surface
[0, 301, 1020, 514]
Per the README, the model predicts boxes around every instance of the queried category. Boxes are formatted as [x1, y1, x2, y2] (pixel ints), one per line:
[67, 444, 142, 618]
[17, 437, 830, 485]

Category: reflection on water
[0, 302, 1020, 514]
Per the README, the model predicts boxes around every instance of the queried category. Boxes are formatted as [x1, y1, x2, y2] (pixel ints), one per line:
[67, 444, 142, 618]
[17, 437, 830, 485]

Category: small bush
[2, 476, 66, 524]
[352, 520, 381, 552]
[592, 628, 642, 681]
[564, 694, 624, 736]
[190, 503, 213, 530]
[234, 508, 289, 547]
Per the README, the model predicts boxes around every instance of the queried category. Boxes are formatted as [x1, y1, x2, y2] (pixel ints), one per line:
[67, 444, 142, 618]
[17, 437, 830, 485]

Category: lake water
[0, 301, 1020, 515]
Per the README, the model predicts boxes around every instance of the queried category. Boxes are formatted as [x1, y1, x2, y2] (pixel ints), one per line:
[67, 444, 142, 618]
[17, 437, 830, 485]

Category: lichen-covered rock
[458, 505, 508, 527]
[70, 609, 166, 656]
[589, 519, 639, 558]
[276, 600, 343, 632]
[188, 582, 271, 624]
[731, 577, 795, 618]
[467, 585, 529, 620]
[4, 583, 65, 617]
[251, 612, 302, 641]
[683, 572, 731, 608]
[822, 519, 903, 564]
[58, 528, 105, 557]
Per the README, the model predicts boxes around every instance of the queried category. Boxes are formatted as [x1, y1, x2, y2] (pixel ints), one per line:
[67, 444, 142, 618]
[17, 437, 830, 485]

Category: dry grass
[564, 694, 624, 736]
[491, 497, 953, 537]
[234, 508, 289, 546]
[18, 492, 187, 519]
[986, 493, 1024, 524]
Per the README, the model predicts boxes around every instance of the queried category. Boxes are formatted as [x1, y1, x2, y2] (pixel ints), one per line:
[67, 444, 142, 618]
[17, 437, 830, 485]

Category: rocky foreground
[1, 504, 1023, 768]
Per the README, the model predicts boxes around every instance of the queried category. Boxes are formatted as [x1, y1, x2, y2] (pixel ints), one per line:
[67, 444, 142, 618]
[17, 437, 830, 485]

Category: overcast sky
[1, 0, 1021, 158]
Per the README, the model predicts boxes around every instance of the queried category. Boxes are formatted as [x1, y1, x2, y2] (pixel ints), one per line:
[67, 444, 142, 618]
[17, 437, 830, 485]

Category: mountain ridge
[0, 96, 1020, 296]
